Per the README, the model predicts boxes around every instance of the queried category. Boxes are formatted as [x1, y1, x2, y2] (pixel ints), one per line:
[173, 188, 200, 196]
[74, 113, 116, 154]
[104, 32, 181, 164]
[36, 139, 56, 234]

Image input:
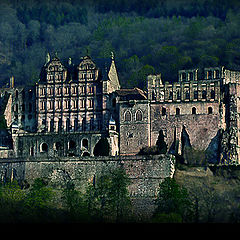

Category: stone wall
[150, 102, 221, 157]
[0, 154, 175, 198]
[119, 100, 150, 155]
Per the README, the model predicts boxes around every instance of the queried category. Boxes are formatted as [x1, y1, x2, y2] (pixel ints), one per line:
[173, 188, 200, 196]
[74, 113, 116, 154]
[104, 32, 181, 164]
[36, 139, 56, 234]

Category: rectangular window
[89, 99, 94, 108]
[72, 99, 77, 109]
[49, 101, 53, 110]
[80, 99, 85, 108]
[64, 100, 69, 109]
[194, 90, 198, 99]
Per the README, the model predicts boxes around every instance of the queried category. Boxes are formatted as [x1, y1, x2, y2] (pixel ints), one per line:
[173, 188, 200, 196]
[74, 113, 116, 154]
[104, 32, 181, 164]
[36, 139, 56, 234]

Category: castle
[1, 53, 240, 165]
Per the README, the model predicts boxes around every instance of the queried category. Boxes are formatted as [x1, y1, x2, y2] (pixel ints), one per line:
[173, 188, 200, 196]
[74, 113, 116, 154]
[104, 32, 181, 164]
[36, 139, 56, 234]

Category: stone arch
[208, 107, 213, 114]
[192, 107, 196, 114]
[82, 138, 89, 149]
[82, 151, 90, 156]
[40, 142, 48, 152]
[93, 138, 110, 156]
[68, 140, 76, 150]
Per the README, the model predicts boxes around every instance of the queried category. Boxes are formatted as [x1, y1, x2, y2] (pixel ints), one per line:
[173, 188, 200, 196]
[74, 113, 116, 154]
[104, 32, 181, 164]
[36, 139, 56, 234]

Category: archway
[41, 143, 48, 152]
[82, 138, 88, 149]
[93, 138, 110, 156]
[68, 140, 76, 150]
[82, 151, 90, 156]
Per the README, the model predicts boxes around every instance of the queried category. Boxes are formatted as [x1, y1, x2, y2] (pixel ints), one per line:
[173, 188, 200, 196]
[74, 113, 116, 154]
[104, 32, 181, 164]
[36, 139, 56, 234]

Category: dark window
[41, 143, 48, 152]
[216, 70, 220, 79]
[169, 91, 173, 100]
[162, 107, 166, 116]
[211, 90, 215, 99]
[50, 119, 54, 132]
[208, 107, 213, 114]
[177, 90, 181, 100]
[28, 114, 32, 120]
[58, 119, 62, 132]
[82, 117, 86, 131]
[66, 119, 70, 132]
[90, 118, 94, 131]
[176, 108, 180, 116]
[185, 91, 190, 100]
[208, 71, 212, 79]
[192, 107, 196, 114]
[82, 139, 88, 148]
[182, 73, 186, 81]
[202, 90, 207, 99]
[69, 140, 76, 150]
[194, 90, 198, 99]
[74, 119, 78, 131]
[152, 90, 156, 100]
[189, 72, 193, 81]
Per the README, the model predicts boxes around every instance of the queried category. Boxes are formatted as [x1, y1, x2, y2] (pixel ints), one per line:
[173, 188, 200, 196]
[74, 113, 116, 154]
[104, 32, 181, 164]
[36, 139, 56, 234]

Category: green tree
[24, 178, 55, 222]
[62, 183, 89, 222]
[0, 180, 25, 222]
[153, 177, 192, 222]
[84, 168, 132, 222]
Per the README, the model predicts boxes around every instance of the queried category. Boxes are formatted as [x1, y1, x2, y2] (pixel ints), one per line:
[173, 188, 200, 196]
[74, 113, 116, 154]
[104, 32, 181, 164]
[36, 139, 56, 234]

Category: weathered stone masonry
[0, 154, 175, 198]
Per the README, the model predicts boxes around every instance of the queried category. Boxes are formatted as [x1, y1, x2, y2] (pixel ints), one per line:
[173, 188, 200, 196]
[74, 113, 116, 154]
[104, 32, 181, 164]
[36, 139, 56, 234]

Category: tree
[153, 177, 192, 222]
[24, 178, 55, 222]
[0, 180, 25, 222]
[62, 183, 89, 222]
[84, 167, 132, 222]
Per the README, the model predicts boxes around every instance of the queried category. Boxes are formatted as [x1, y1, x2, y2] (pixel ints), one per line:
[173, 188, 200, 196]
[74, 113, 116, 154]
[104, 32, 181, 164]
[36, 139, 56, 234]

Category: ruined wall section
[150, 102, 221, 155]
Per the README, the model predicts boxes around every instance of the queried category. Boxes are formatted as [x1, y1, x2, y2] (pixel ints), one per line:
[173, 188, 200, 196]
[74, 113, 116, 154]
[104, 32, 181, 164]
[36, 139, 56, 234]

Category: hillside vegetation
[0, 0, 240, 89]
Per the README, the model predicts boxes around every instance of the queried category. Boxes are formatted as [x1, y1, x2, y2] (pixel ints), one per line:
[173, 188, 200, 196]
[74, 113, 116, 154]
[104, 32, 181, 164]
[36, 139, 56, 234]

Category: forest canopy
[0, 0, 240, 89]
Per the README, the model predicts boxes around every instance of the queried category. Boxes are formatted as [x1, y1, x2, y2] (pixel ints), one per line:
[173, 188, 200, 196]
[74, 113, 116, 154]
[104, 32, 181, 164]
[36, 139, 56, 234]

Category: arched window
[69, 140, 76, 150]
[41, 143, 48, 152]
[136, 110, 143, 121]
[124, 110, 132, 122]
[82, 139, 88, 149]
[176, 108, 180, 116]
[192, 107, 196, 115]
[208, 107, 213, 114]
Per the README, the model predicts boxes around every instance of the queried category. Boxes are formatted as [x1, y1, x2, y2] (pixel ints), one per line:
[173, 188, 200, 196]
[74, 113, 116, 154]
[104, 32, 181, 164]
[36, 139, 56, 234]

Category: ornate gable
[45, 56, 67, 83]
